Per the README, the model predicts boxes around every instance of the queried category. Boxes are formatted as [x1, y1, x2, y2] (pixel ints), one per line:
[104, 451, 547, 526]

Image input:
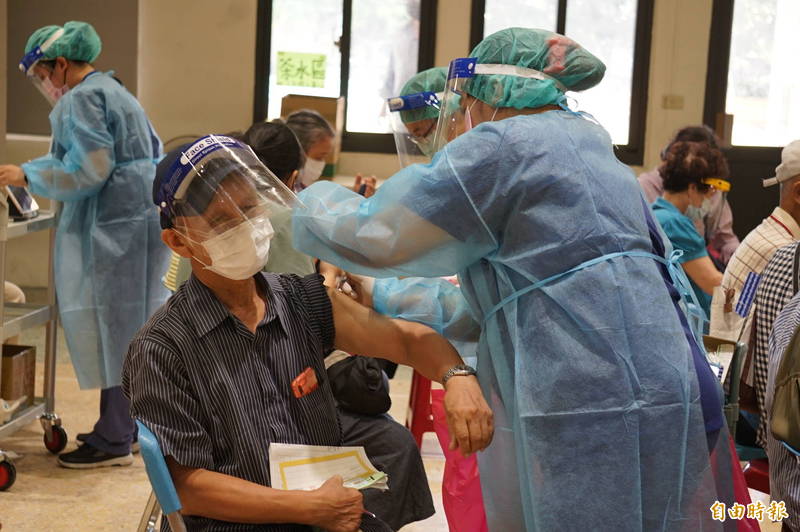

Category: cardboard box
[281, 95, 345, 177]
[1, 345, 35, 408]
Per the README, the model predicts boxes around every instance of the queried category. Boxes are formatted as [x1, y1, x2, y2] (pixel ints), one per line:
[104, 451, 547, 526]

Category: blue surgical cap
[466, 27, 606, 109]
[399, 67, 448, 123]
[25, 21, 102, 63]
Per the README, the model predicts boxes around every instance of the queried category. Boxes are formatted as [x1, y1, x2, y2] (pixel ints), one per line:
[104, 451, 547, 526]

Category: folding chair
[136, 420, 187, 532]
[702, 335, 747, 436]
[703, 336, 769, 493]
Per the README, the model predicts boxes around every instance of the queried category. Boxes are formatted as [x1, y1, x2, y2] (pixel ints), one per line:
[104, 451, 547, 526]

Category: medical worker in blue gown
[293, 28, 722, 530]
[0, 22, 169, 468]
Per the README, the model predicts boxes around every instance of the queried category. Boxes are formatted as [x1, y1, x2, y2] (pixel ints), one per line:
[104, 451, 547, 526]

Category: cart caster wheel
[44, 425, 67, 454]
[0, 460, 16, 491]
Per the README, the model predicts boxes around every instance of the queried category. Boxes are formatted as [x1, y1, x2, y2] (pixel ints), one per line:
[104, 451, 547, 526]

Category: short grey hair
[285, 109, 335, 153]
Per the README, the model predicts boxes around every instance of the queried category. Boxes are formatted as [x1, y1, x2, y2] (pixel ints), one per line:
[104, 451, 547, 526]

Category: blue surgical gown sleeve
[372, 277, 480, 342]
[292, 124, 506, 278]
[22, 88, 115, 201]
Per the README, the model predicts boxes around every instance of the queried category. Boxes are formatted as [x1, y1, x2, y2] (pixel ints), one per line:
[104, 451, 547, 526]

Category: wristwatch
[442, 364, 477, 385]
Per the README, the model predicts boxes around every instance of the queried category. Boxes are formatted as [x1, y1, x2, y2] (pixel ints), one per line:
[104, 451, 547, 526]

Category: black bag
[326, 355, 391, 416]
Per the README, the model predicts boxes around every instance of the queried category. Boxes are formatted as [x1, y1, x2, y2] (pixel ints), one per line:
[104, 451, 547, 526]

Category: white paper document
[269, 443, 389, 492]
[707, 344, 735, 385]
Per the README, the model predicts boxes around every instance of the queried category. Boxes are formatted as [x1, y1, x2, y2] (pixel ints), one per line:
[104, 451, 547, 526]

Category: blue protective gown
[294, 110, 721, 530]
[22, 72, 170, 390]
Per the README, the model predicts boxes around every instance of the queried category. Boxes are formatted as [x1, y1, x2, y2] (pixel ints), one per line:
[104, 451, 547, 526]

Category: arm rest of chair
[136, 420, 183, 516]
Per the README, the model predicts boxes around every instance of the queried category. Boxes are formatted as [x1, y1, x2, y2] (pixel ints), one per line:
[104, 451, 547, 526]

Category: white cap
[763, 140, 800, 187]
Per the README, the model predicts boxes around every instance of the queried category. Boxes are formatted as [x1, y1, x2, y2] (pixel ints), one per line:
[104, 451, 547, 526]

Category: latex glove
[317, 261, 374, 308]
[443, 376, 494, 456]
[340, 273, 375, 308]
[353, 174, 377, 198]
[0, 165, 26, 188]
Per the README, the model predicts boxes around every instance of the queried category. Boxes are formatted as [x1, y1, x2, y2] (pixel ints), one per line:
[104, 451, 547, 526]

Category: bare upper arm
[682, 256, 723, 295]
[328, 285, 410, 365]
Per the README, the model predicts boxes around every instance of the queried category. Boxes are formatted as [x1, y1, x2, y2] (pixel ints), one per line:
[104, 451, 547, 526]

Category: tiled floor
[0, 322, 790, 531]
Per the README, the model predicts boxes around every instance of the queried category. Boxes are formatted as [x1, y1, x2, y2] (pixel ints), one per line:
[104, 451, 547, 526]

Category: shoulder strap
[793, 243, 800, 295]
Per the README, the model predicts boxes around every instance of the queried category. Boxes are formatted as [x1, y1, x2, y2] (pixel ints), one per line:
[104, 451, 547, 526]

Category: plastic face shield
[432, 57, 568, 153]
[700, 177, 731, 238]
[386, 91, 441, 168]
[156, 135, 299, 242]
[19, 28, 65, 107]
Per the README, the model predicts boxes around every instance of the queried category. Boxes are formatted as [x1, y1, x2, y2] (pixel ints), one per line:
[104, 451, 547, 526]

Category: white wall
[639, 0, 713, 173]
[136, 0, 258, 144]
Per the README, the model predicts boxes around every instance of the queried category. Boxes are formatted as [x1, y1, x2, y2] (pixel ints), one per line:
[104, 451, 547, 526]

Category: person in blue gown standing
[292, 28, 722, 530]
[0, 21, 169, 468]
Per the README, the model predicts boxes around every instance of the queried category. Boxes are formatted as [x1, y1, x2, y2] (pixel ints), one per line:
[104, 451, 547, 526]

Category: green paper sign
[277, 52, 327, 88]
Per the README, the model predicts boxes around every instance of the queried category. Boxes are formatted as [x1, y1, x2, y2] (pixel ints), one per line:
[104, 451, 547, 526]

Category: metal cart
[0, 197, 67, 491]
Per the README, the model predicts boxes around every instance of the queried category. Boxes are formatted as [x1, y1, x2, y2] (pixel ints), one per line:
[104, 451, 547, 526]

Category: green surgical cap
[398, 67, 448, 123]
[466, 27, 605, 109]
[25, 21, 102, 63]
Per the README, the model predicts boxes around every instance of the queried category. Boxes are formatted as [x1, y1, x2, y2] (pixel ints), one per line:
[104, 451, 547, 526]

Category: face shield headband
[431, 57, 568, 153]
[387, 91, 442, 167]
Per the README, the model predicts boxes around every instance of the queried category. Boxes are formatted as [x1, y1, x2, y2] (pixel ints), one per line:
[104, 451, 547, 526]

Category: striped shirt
[122, 273, 342, 532]
[711, 207, 800, 343]
[754, 243, 800, 447]
[765, 290, 800, 531]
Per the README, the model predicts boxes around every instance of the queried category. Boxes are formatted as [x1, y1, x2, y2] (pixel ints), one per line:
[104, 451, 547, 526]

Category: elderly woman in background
[286, 109, 375, 196]
[651, 141, 731, 317]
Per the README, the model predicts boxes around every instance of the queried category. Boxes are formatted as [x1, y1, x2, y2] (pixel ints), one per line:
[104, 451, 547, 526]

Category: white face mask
[198, 215, 274, 280]
[686, 198, 712, 222]
[38, 76, 69, 106]
[298, 158, 326, 187]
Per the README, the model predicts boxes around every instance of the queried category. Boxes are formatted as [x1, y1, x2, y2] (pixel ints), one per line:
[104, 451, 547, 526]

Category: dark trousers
[85, 386, 136, 455]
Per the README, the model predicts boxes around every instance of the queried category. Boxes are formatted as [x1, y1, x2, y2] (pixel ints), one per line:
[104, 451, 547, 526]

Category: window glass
[347, 0, 421, 133]
[726, 0, 800, 147]
[483, 0, 557, 37]
[268, 0, 343, 120]
[565, 0, 636, 145]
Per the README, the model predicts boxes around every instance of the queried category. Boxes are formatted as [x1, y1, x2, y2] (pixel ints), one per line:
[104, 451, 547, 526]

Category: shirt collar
[653, 196, 675, 210]
[184, 273, 286, 337]
[771, 207, 800, 239]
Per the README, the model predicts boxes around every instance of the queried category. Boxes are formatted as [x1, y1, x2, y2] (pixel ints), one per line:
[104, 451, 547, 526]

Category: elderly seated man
[122, 136, 493, 532]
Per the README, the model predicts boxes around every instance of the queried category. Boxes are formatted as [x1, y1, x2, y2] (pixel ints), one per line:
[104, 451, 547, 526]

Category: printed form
[269, 443, 389, 491]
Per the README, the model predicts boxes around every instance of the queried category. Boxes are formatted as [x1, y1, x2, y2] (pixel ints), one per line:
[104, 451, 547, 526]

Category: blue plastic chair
[136, 420, 187, 532]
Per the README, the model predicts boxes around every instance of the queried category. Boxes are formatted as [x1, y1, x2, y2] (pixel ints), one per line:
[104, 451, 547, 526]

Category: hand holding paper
[308, 475, 363, 532]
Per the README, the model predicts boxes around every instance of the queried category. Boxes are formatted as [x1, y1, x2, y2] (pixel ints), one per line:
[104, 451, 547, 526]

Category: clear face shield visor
[701, 177, 731, 237]
[19, 28, 65, 107]
[432, 57, 568, 153]
[386, 91, 441, 168]
[156, 135, 300, 243]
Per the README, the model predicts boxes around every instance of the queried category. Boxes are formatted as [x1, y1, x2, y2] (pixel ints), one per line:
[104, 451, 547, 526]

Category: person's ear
[54, 57, 68, 74]
[161, 229, 194, 258]
[792, 179, 800, 206]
